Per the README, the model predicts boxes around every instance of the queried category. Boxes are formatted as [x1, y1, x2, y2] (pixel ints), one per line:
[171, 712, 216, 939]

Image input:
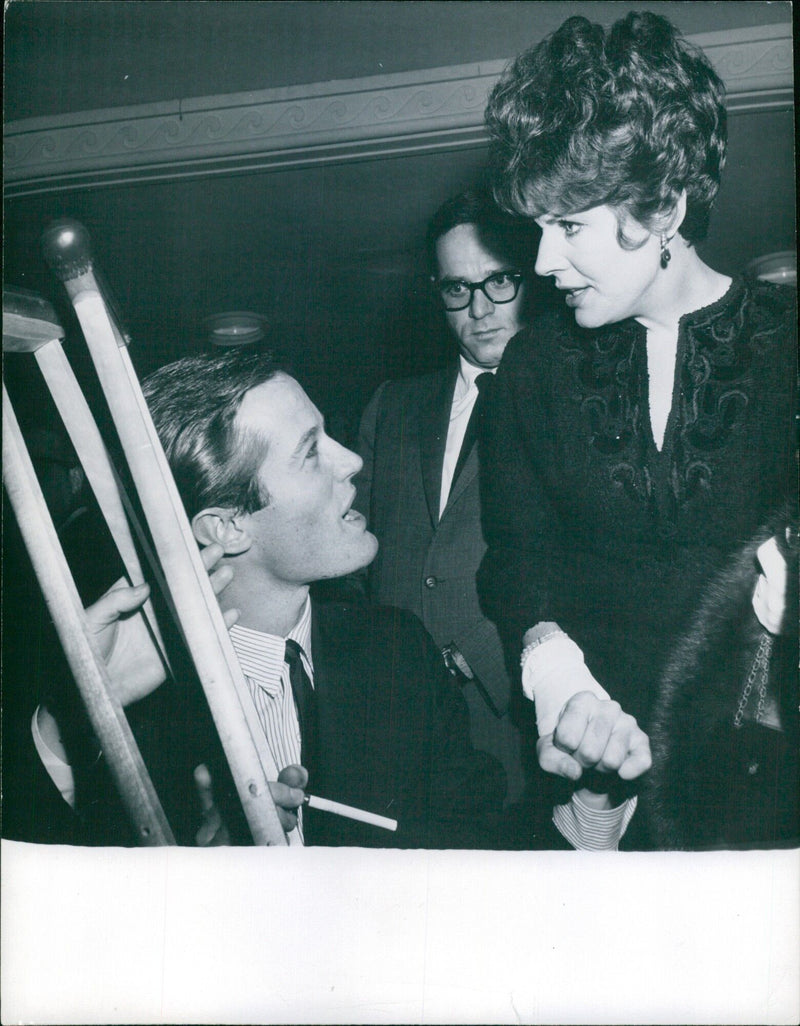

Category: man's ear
[191, 507, 252, 554]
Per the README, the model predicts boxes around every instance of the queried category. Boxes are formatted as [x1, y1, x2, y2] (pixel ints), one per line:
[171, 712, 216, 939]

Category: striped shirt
[228, 597, 314, 844]
[554, 793, 638, 852]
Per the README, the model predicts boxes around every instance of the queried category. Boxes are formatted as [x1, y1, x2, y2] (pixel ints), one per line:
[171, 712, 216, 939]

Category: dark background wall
[4, 1, 790, 119]
[4, 1, 795, 445]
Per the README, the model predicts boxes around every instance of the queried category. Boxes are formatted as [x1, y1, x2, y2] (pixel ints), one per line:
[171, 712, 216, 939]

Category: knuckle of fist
[553, 718, 578, 743]
[580, 742, 606, 766]
[556, 727, 580, 751]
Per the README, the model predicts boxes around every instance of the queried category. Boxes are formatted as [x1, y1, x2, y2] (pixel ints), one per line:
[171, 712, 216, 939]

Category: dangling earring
[660, 234, 672, 269]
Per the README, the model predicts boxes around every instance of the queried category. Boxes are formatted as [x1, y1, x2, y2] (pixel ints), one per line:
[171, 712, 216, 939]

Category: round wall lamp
[205, 311, 269, 347]
[746, 251, 796, 286]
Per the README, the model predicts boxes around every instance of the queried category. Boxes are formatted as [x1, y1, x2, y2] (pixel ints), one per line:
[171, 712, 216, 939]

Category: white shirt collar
[453, 355, 498, 402]
[229, 595, 314, 691]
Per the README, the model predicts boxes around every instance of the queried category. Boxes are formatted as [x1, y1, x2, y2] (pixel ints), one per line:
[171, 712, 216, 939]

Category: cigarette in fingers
[304, 794, 398, 832]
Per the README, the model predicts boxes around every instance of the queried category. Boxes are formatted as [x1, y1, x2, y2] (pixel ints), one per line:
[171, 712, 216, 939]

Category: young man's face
[235, 373, 378, 587]
[436, 222, 527, 368]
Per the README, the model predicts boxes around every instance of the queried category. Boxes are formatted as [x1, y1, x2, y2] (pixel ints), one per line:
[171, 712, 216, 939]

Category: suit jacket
[77, 600, 532, 848]
[355, 365, 536, 806]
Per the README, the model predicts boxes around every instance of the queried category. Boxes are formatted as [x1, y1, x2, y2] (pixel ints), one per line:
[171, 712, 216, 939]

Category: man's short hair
[425, 186, 540, 278]
[142, 349, 284, 519]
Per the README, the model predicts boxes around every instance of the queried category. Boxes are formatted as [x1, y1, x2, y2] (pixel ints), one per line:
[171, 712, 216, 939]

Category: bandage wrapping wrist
[521, 630, 611, 737]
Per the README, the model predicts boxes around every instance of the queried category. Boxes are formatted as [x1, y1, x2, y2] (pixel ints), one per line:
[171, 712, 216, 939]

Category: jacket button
[424, 576, 437, 588]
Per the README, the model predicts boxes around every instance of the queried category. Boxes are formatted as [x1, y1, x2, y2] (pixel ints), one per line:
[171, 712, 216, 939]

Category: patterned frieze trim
[694, 24, 794, 98]
[5, 61, 503, 195]
[5, 24, 793, 196]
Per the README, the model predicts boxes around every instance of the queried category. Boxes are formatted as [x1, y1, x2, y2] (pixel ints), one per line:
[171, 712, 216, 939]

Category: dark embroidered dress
[478, 278, 797, 845]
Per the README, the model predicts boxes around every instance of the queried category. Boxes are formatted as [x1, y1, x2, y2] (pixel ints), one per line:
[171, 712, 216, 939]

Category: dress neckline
[675, 274, 741, 331]
[641, 276, 742, 456]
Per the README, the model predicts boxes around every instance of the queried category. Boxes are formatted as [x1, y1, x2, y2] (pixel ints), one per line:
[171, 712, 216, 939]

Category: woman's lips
[563, 286, 588, 307]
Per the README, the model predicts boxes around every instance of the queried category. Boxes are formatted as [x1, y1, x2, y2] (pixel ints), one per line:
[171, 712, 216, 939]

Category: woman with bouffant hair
[477, 12, 797, 848]
[487, 12, 727, 247]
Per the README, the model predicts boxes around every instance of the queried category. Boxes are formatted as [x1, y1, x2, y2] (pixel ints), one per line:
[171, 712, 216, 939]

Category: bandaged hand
[522, 630, 652, 783]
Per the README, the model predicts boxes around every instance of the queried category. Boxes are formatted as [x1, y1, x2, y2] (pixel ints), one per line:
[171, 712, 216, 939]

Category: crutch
[41, 219, 286, 845]
[2, 383, 175, 845]
[3, 286, 169, 665]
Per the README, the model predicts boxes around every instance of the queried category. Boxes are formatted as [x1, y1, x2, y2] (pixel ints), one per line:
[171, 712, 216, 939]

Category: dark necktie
[284, 639, 318, 774]
[451, 371, 494, 488]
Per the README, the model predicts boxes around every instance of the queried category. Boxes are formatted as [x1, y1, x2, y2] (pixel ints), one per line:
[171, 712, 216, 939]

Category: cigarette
[304, 794, 398, 832]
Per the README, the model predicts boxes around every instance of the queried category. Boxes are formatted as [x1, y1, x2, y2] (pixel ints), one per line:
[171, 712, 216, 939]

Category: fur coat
[647, 509, 798, 850]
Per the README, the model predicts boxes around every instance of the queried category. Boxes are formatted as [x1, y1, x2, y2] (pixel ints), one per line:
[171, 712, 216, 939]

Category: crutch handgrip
[41, 218, 94, 283]
[42, 221, 132, 350]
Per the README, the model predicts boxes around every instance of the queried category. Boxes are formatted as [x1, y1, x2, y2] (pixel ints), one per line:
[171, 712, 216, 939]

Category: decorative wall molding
[4, 23, 793, 197]
[694, 23, 795, 111]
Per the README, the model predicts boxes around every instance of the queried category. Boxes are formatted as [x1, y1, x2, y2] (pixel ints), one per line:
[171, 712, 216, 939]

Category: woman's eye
[305, 442, 318, 461]
[559, 220, 581, 237]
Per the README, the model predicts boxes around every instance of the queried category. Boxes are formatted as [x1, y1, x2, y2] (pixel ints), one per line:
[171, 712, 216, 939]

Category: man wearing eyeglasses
[355, 189, 540, 823]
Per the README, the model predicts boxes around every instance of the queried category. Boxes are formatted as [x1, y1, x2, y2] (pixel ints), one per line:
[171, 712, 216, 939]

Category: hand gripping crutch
[41, 219, 286, 845]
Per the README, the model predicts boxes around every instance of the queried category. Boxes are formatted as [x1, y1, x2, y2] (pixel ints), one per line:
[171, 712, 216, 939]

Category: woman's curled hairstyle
[486, 11, 727, 245]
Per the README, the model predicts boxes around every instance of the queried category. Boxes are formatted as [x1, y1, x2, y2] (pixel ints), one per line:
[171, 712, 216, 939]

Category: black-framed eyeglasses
[433, 271, 524, 311]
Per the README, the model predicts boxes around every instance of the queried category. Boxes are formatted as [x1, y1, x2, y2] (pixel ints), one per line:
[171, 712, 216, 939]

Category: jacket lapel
[420, 366, 458, 527]
[442, 438, 479, 514]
